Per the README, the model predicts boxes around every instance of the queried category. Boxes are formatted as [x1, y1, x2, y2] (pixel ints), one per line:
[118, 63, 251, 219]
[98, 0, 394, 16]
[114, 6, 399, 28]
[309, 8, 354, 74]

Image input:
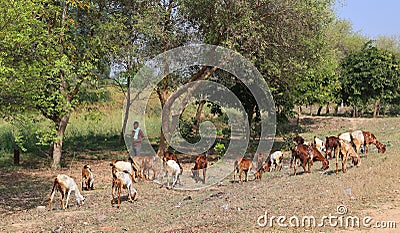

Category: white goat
[313, 136, 326, 153]
[269, 151, 284, 171]
[339, 130, 365, 153]
[48, 174, 85, 210]
[111, 171, 137, 208]
[162, 160, 182, 188]
[338, 132, 352, 143]
[110, 160, 139, 182]
[351, 130, 365, 153]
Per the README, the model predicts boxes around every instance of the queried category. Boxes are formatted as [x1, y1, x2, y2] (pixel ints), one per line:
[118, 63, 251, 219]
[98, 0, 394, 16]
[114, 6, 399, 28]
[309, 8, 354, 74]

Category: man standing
[131, 121, 145, 157]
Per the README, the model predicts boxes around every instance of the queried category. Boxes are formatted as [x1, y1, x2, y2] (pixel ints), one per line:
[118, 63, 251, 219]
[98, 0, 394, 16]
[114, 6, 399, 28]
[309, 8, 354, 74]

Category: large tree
[0, 0, 104, 169]
[181, 0, 338, 118]
[341, 41, 400, 118]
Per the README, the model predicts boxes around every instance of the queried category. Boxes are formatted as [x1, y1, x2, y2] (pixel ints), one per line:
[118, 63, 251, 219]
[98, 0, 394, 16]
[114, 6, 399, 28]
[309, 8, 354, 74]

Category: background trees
[1, 0, 104, 168]
[1, 0, 400, 168]
[340, 41, 400, 118]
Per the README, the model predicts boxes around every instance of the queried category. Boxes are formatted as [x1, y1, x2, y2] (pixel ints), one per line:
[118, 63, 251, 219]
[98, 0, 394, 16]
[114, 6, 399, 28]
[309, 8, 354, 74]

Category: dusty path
[1, 117, 399, 232]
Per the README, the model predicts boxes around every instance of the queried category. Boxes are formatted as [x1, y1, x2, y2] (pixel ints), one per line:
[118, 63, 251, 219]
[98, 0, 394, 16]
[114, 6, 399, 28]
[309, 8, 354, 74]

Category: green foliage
[181, 0, 337, 117]
[0, 114, 51, 154]
[177, 117, 197, 143]
[375, 35, 400, 57]
[340, 41, 400, 109]
[3, 0, 400, 168]
[1, 0, 107, 167]
[214, 142, 226, 159]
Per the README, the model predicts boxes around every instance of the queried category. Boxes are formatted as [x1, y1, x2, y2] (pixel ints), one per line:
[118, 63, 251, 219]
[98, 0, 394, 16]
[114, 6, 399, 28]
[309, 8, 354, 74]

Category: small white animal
[48, 174, 85, 210]
[338, 132, 352, 143]
[350, 130, 365, 153]
[111, 171, 138, 208]
[110, 160, 139, 183]
[313, 136, 326, 153]
[162, 160, 182, 188]
[269, 151, 284, 171]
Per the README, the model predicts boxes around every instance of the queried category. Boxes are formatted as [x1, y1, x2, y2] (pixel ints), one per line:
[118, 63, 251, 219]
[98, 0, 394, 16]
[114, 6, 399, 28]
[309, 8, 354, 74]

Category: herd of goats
[47, 130, 386, 210]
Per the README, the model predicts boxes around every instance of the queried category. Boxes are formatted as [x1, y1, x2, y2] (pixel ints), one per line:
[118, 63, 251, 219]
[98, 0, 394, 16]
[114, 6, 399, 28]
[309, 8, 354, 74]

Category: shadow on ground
[0, 170, 50, 216]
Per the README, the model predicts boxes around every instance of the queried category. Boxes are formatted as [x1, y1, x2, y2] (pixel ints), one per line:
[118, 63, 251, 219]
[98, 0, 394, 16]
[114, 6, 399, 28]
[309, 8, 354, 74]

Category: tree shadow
[64, 134, 124, 153]
[0, 170, 50, 214]
[292, 171, 310, 176]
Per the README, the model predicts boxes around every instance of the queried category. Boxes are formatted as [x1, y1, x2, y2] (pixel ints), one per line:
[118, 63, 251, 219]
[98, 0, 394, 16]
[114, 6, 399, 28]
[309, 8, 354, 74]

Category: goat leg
[117, 188, 121, 208]
[293, 159, 297, 176]
[65, 190, 72, 209]
[61, 191, 66, 210]
[203, 168, 206, 184]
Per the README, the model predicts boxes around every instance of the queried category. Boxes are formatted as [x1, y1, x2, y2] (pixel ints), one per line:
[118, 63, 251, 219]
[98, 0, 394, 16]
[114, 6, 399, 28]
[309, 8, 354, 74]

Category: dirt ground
[0, 116, 399, 232]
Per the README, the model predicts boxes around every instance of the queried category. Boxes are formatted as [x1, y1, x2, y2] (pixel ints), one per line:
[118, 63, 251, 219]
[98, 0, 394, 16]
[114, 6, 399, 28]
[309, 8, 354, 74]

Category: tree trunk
[352, 105, 357, 118]
[248, 110, 253, 133]
[119, 75, 131, 146]
[317, 105, 323, 116]
[51, 114, 70, 169]
[325, 103, 330, 115]
[156, 76, 169, 157]
[157, 67, 218, 157]
[297, 106, 301, 127]
[13, 148, 20, 166]
[309, 105, 313, 116]
[334, 103, 339, 115]
[373, 99, 380, 119]
[192, 100, 206, 136]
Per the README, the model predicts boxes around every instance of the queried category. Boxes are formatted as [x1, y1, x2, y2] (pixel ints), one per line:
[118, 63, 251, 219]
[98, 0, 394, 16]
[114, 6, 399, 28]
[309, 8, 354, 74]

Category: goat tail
[234, 160, 239, 172]
[48, 178, 58, 210]
[50, 178, 58, 194]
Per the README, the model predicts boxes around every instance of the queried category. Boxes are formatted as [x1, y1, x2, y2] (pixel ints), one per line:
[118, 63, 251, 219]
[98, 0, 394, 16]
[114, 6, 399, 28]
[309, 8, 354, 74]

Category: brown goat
[132, 155, 161, 181]
[81, 165, 94, 190]
[291, 144, 312, 176]
[325, 136, 341, 159]
[254, 162, 270, 180]
[294, 135, 305, 145]
[337, 140, 361, 174]
[191, 154, 208, 184]
[233, 157, 256, 183]
[310, 146, 329, 171]
[362, 131, 386, 156]
[254, 170, 262, 180]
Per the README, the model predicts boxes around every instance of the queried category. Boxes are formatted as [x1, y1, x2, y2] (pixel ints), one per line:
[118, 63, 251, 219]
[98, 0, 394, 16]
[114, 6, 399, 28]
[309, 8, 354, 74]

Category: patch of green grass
[0, 122, 13, 152]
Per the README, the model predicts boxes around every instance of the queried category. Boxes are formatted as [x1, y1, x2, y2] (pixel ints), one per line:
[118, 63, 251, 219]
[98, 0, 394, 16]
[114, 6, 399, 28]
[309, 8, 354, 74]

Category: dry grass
[1, 117, 399, 232]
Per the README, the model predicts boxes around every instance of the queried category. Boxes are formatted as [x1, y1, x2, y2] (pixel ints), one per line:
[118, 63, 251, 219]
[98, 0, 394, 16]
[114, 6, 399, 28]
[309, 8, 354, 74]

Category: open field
[0, 116, 399, 232]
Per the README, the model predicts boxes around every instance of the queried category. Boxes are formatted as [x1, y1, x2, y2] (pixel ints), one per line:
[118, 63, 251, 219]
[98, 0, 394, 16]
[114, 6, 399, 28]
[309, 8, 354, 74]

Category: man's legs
[132, 145, 141, 157]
